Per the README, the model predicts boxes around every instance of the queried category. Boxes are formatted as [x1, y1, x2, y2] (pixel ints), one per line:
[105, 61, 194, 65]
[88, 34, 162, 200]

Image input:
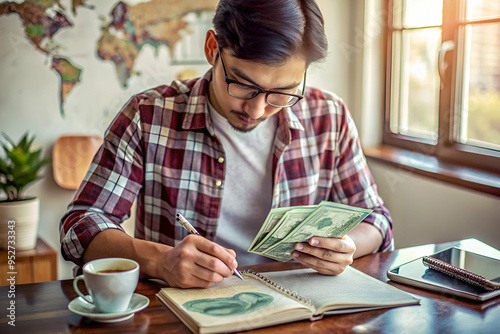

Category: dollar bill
[248, 206, 291, 252]
[248, 201, 372, 262]
[263, 205, 369, 261]
[249, 207, 316, 254]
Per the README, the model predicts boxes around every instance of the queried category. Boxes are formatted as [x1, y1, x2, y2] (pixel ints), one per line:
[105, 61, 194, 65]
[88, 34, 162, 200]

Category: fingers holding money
[291, 236, 356, 276]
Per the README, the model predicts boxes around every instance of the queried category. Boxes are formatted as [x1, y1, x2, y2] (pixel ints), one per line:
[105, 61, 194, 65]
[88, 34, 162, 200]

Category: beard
[228, 110, 266, 133]
[228, 122, 259, 133]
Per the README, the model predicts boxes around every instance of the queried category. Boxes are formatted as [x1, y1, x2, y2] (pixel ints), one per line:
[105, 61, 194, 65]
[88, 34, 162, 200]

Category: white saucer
[68, 293, 149, 323]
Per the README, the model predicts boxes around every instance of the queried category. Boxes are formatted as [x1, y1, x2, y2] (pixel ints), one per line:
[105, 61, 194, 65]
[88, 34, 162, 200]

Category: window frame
[383, 0, 500, 175]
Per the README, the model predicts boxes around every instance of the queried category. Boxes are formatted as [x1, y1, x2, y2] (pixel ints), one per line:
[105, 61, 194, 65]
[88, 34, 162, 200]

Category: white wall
[0, 0, 497, 280]
[309, 0, 357, 107]
[368, 161, 500, 249]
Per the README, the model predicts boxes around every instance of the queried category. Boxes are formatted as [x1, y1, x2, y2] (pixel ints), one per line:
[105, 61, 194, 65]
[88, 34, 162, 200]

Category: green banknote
[248, 201, 372, 262]
[247, 206, 291, 252]
[249, 207, 316, 254]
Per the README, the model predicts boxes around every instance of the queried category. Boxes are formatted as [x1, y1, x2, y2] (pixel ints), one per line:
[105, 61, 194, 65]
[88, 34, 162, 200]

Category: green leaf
[1, 132, 15, 147]
[0, 132, 48, 200]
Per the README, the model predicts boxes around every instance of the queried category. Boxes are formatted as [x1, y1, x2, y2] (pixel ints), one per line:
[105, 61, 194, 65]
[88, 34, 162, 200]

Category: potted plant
[0, 132, 48, 250]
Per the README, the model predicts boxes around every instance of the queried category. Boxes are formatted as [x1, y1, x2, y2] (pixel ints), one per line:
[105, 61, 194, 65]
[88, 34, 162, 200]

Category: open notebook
[157, 266, 420, 334]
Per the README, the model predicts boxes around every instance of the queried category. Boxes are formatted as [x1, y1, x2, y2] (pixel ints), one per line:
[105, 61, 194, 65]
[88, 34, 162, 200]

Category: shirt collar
[283, 106, 305, 131]
[181, 69, 213, 130]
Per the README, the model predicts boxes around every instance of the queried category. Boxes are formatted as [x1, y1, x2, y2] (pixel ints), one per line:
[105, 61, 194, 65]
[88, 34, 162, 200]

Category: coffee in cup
[73, 258, 140, 313]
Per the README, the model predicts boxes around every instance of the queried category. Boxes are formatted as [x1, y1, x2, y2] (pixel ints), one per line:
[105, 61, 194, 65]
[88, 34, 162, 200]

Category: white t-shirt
[208, 101, 277, 265]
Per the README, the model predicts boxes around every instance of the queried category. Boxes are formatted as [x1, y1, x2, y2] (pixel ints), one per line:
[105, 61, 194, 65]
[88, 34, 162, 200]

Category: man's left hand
[291, 235, 356, 275]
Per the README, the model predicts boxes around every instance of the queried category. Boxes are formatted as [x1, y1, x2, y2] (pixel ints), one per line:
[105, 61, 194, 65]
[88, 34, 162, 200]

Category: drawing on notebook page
[183, 292, 274, 316]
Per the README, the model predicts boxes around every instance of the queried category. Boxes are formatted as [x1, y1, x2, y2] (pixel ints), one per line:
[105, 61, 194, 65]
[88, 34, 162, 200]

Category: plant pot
[0, 197, 40, 251]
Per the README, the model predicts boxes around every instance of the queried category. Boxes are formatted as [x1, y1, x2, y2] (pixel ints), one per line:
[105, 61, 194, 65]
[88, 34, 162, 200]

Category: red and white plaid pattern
[60, 69, 393, 266]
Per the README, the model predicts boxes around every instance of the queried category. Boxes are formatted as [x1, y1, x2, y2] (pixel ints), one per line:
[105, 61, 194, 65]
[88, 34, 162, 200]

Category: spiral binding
[422, 256, 500, 291]
[241, 270, 314, 307]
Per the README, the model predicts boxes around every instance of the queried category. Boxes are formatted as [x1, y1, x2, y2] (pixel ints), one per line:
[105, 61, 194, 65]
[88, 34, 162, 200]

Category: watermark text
[6, 220, 16, 326]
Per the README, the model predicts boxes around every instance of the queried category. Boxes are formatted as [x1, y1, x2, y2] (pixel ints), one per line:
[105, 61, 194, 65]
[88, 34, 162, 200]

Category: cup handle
[73, 275, 94, 305]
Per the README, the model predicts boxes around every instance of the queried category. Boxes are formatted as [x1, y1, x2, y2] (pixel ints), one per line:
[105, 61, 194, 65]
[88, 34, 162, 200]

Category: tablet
[387, 247, 500, 301]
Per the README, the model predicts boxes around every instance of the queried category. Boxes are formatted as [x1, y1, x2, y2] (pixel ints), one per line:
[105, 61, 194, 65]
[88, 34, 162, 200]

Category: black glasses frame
[218, 47, 306, 108]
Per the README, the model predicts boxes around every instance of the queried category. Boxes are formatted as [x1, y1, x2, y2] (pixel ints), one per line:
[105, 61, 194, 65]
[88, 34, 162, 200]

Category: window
[385, 0, 500, 174]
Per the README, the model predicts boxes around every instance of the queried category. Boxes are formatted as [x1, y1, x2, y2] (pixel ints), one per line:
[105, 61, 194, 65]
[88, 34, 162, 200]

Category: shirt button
[215, 180, 222, 187]
[218, 157, 224, 163]
[210, 232, 216, 237]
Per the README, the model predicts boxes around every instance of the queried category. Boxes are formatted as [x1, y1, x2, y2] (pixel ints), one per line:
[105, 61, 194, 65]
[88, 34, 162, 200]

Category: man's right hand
[159, 234, 238, 288]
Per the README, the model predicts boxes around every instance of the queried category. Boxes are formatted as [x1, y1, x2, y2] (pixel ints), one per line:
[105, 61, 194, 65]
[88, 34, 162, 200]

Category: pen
[176, 213, 244, 280]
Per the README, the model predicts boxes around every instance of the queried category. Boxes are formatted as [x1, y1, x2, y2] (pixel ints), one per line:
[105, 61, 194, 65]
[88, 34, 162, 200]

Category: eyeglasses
[218, 47, 306, 108]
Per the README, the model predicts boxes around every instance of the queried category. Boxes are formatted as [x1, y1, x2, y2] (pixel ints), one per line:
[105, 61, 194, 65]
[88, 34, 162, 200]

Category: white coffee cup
[73, 258, 139, 313]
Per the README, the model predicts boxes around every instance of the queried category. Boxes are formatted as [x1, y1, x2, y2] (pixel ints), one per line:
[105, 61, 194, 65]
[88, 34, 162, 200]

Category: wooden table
[1, 238, 499, 333]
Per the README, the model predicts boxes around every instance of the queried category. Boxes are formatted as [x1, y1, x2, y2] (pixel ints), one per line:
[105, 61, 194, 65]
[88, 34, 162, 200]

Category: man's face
[208, 48, 307, 132]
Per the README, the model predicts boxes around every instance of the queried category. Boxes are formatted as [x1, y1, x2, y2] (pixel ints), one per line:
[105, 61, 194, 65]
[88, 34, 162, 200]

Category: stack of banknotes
[248, 201, 372, 262]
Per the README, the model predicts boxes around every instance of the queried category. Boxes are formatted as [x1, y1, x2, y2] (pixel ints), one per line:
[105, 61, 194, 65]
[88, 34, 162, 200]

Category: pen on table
[175, 213, 244, 280]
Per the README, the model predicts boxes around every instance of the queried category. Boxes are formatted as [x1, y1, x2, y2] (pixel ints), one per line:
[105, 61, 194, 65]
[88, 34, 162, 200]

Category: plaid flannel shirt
[60, 69, 393, 266]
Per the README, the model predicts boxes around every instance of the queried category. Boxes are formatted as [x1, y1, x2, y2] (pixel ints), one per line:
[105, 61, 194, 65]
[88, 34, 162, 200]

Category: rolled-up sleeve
[60, 210, 125, 265]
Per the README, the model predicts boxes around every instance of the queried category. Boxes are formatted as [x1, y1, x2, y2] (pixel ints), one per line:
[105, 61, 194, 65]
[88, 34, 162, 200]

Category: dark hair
[213, 0, 328, 66]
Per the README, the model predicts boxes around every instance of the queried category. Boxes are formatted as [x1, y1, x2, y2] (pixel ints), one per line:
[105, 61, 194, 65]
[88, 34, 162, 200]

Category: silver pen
[176, 213, 244, 280]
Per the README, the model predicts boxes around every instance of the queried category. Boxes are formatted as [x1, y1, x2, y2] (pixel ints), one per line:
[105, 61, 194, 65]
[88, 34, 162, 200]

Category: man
[60, 0, 393, 289]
